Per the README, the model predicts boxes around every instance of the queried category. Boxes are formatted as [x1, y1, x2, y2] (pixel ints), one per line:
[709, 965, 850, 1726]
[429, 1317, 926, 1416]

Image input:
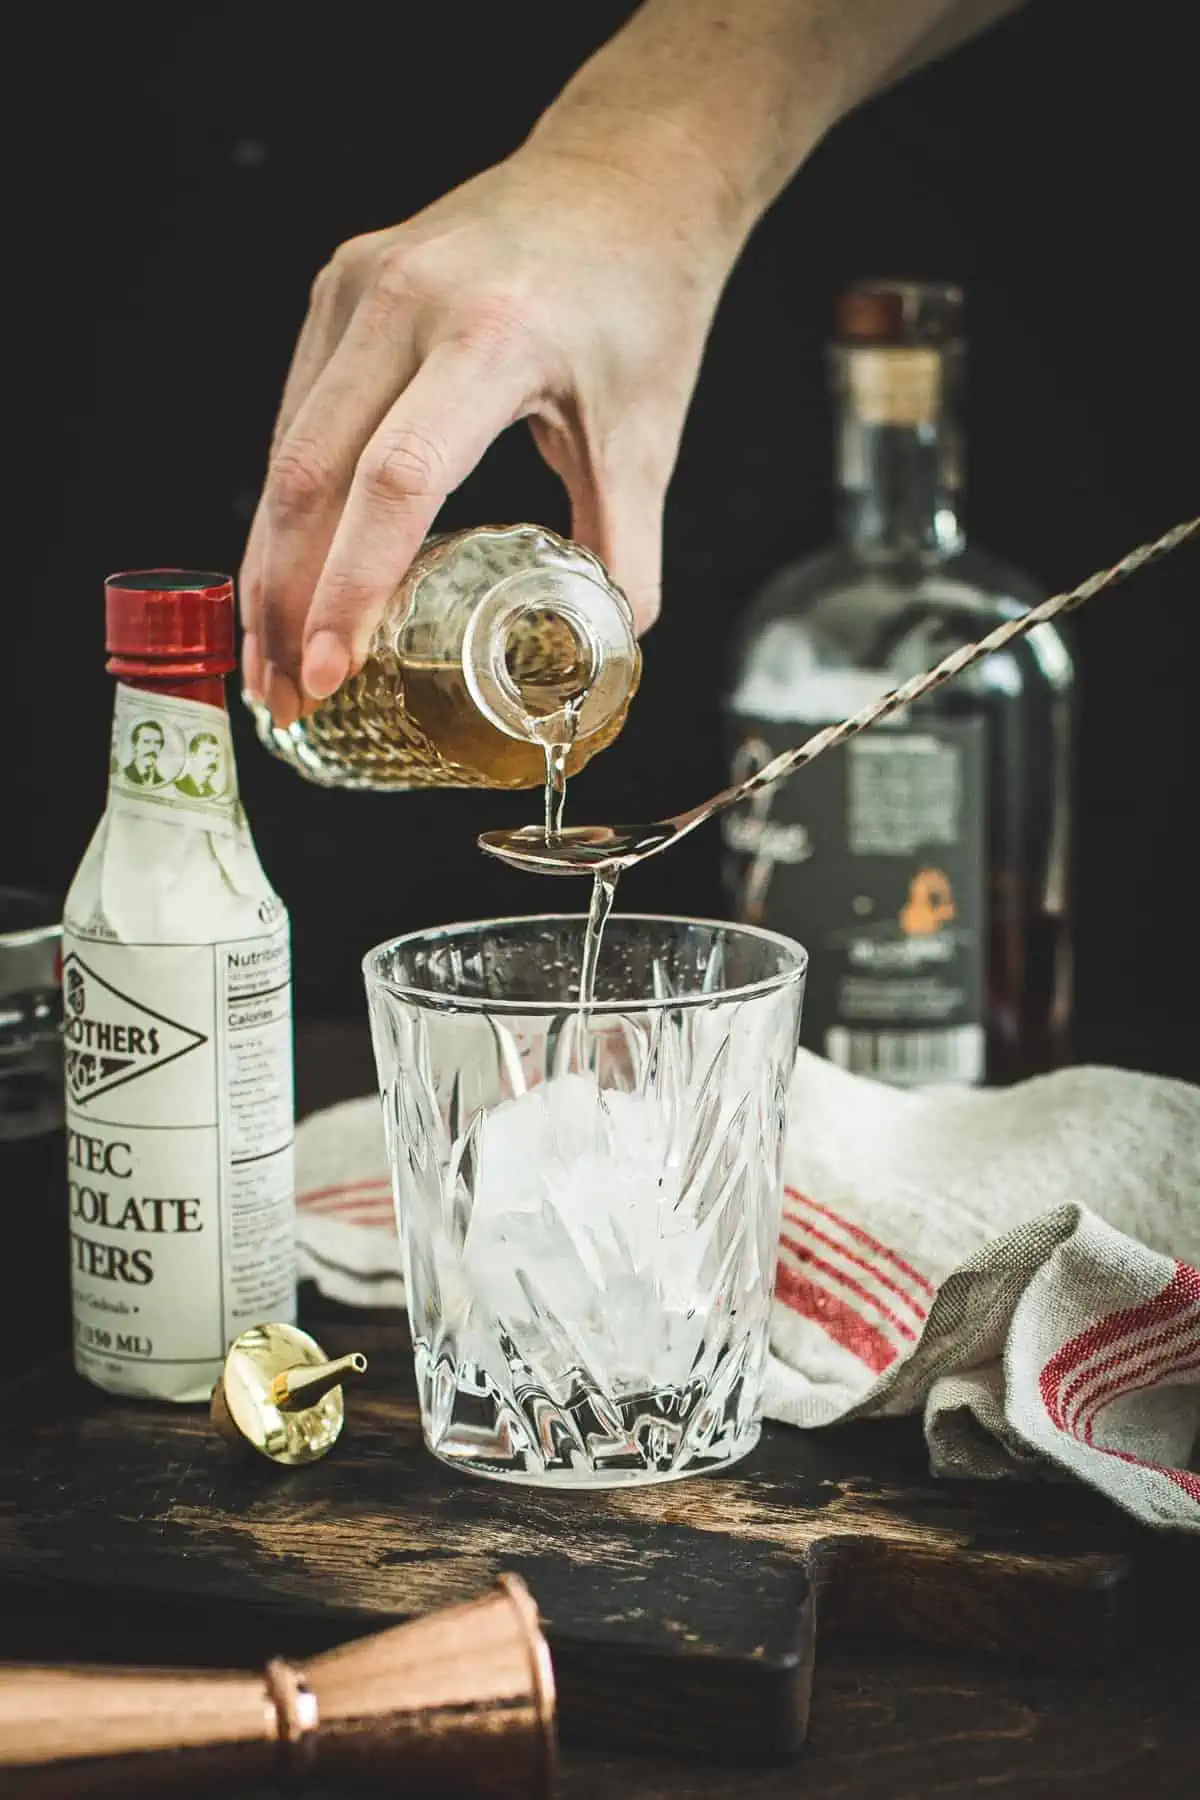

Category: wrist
[523, 94, 791, 268]
[524, 3, 838, 258]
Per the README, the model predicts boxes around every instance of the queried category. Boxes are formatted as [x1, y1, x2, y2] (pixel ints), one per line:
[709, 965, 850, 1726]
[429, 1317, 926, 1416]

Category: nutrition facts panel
[216, 930, 295, 1340]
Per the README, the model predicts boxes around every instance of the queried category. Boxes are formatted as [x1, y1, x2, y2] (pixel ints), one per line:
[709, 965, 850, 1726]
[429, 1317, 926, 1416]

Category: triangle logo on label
[62, 953, 208, 1105]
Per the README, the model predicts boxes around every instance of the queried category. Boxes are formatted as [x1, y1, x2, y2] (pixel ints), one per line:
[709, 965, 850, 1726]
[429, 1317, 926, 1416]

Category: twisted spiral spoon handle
[711, 516, 1199, 817]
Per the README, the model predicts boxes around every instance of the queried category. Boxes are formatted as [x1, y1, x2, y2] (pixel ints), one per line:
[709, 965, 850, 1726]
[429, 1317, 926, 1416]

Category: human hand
[241, 133, 740, 725]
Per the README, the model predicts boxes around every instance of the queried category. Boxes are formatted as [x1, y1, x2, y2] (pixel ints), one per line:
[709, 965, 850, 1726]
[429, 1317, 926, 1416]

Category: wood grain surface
[3, 1310, 1196, 1767]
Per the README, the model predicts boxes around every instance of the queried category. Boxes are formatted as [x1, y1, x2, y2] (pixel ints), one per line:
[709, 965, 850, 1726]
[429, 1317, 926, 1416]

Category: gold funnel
[209, 1322, 368, 1465]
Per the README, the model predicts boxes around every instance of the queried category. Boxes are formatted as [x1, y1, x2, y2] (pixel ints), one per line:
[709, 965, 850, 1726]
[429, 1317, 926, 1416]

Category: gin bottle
[723, 282, 1074, 1087]
[63, 572, 295, 1400]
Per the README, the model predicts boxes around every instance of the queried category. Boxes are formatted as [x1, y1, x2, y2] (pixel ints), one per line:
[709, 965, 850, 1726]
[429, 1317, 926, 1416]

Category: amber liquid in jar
[250, 526, 640, 792]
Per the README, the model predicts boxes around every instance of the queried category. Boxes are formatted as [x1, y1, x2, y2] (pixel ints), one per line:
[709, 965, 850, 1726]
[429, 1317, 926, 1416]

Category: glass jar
[248, 524, 641, 790]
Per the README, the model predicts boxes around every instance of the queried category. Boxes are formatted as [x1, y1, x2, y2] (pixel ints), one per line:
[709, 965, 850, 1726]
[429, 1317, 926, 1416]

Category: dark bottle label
[722, 716, 988, 1086]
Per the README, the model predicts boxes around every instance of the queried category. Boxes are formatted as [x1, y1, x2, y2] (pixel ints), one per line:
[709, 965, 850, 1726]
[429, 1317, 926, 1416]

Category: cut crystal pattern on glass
[365, 915, 806, 1488]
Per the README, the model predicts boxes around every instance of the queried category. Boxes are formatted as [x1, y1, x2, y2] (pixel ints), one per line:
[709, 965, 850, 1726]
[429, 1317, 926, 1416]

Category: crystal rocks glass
[363, 914, 807, 1487]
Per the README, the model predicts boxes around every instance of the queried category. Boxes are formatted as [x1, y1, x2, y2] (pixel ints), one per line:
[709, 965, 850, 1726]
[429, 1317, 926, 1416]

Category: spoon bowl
[478, 822, 677, 875]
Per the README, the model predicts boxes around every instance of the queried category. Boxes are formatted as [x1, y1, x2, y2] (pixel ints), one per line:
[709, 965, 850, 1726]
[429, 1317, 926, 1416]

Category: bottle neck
[462, 559, 639, 746]
[108, 675, 238, 819]
[114, 672, 228, 709]
[833, 345, 965, 564]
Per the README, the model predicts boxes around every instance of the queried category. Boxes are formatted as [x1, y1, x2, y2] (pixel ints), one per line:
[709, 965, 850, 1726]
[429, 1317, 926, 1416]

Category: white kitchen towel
[295, 1052, 1200, 1530]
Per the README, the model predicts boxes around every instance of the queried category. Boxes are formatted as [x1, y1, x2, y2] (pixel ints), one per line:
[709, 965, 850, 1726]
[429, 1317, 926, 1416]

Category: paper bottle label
[723, 715, 988, 1088]
[65, 686, 295, 1401]
[108, 683, 240, 835]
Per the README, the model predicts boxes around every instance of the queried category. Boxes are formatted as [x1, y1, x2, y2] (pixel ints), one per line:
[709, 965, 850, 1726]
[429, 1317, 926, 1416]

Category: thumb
[534, 422, 668, 635]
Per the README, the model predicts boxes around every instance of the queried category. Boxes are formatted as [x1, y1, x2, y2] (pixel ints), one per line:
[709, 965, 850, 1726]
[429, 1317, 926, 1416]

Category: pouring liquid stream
[533, 701, 619, 1009]
[534, 698, 582, 843]
[578, 868, 620, 1009]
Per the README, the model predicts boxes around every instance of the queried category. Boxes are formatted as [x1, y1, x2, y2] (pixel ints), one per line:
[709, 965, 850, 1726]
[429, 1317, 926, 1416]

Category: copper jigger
[0, 1574, 555, 1799]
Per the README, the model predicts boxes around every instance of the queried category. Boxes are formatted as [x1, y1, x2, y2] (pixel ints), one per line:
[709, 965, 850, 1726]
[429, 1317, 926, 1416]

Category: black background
[9, 0, 1197, 1069]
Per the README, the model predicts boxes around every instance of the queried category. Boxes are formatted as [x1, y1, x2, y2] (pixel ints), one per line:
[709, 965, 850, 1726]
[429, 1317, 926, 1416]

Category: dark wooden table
[4, 1020, 1199, 1799]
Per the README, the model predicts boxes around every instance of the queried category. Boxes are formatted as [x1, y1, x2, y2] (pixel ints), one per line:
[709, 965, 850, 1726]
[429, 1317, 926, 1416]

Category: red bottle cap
[105, 569, 236, 680]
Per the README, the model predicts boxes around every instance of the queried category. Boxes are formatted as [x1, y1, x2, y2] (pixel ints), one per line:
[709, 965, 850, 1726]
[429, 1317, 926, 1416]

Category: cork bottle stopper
[834, 281, 963, 425]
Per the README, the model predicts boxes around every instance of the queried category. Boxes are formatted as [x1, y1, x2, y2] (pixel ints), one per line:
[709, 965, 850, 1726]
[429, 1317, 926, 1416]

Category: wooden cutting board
[2, 1308, 1194, 1765]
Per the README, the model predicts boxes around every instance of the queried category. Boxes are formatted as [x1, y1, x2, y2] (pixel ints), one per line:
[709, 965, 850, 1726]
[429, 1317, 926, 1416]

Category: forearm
[876, 0, 1030, 93]
[529, 0, 1028, 251]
